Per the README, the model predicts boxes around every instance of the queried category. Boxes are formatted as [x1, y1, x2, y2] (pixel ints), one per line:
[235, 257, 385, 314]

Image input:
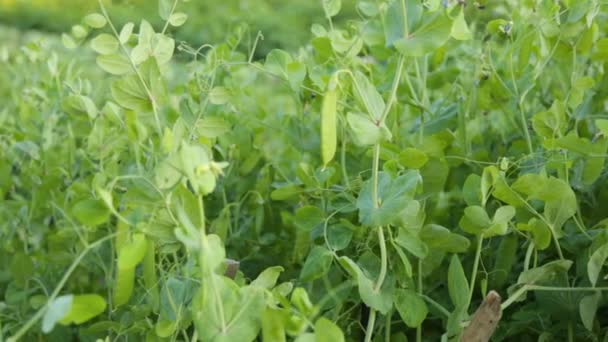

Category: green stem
[371, 143, 381, 208]
[518, 100, 534, 155]
[416, 258, 423, 342]
[501, 284, 608, 311]
[400, 0, 409, 37]
[467, 236, 483, 307]
[364, 309, 377, 342]
[196, 196, 226, 329]
[379, 55, 405, 123]
[523, 242, 534, 272]
[7, 234, 117, 342]
[421, 295, 450, 317]
[374, 227, 388, 291]
[384, 309, 392, 342]
[161, 0, 179, 34]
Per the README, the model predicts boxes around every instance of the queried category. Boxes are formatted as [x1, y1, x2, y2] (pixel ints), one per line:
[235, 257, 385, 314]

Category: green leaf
[193, 277, 266, 342]
[197, 116, 231, 138]
[169, 12, 188, 27]
[516, 218, 551, 250]
[394, 289, 428, 328]
[251, 266, 284, 289]
[420, 224, 470, 253]
[59, 294, 107, 325]
[462, 174, 482, 206]
[346, 112, 392, 146]
[459, 205, 491, 235]
[322, 0, 342, 17]
[541, 178, 577, 237]
[209, 86, 230, 105]
[119, 22, 134, 44]
[352, 71, 385, 120]
[91, 34, 119, 55]
[518, 260, 573, 285]
[484, 205, 516, 237]
[96, 53, 132, 75]
[588, 243, 608, 287]
[151, 33, 175, 65]
[357, 171, 421, 227]
[156, 320, 178, 338]
[451, 8, 472, 40]
[315, 317, 344, 342]
[62, 33, 77, 49]
[532, 100, 567, 139]
[265, 49, 292, 78]
[448, 255, 469, 309]
[158, 0, 172, 20]
[580, 292, 600, 331]
[159, 277, 193, 321]
[300, 246, 333, 281]
[294, 205, 325, 231]
[395, 228, 428, 259]
[394, 12, 452, 56]
[42, 295, 73, 333]
[84, 13, 107, 28]
[262, 308, 286, 342]
[399, 147, 429, 169]
[72, 199, 110, 226]
[111, 75, 150, 111]
[338, 256, 393, 314]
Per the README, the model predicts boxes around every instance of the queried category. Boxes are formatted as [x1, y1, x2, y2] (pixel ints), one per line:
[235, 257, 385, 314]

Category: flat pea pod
[113, 266, 135, 307]
[489, 234, 518, 289]
[143, 239, 159, 311]
[321, 87, 338, 166]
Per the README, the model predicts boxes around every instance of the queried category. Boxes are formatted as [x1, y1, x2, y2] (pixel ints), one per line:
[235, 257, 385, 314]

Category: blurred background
[0, 0, 355, 54]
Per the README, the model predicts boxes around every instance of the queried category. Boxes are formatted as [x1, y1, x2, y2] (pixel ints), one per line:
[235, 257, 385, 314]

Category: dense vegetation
[2, 0, 608, 341]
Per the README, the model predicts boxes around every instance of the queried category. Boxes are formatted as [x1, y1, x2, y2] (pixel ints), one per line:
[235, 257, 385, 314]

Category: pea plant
[2, 0, 608, 341]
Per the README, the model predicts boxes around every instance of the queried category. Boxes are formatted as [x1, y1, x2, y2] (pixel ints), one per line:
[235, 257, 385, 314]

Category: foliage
[2, 0, 608, 341]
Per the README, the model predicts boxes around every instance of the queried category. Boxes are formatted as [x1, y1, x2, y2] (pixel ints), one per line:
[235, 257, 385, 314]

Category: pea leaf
[357, 171, 421, 227]
[71, 199, 110, 226]
[588, 243, 608, 287]
[59, 294, 107, 325]
[42, 295, 73, 333]
[346, 112, 392, 146]
[448, 255, 469, 309]
[300, 246, 333, 281]
[394, 12, 452, 56]
[394, 289, 428, 328]
[315, 317, 344, 342]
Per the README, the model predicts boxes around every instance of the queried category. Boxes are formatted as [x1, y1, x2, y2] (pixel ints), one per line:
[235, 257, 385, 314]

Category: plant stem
[371, 143, 381, 209]
[7, 234, 117, 342]
[385, 309, 392, 342]
[417, 258, 423, 342]
[161, 0, 179, 34]
[374, 227, 388, 291]
[364, 309, 377, 342]
[501, 284, 608, 311]
[380, 55, 405, 123]
[421, 295, 450, 317]
[518, 100, 534, 155]
[468, 236, 483, 307]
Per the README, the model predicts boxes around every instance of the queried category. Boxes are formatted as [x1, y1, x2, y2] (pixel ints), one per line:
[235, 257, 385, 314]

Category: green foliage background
[2, 0, 608, 341]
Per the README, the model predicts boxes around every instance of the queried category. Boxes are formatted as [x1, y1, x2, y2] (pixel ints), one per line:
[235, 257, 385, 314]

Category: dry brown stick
[224, 258, 240, 279]
[461, 290, 502, 342]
